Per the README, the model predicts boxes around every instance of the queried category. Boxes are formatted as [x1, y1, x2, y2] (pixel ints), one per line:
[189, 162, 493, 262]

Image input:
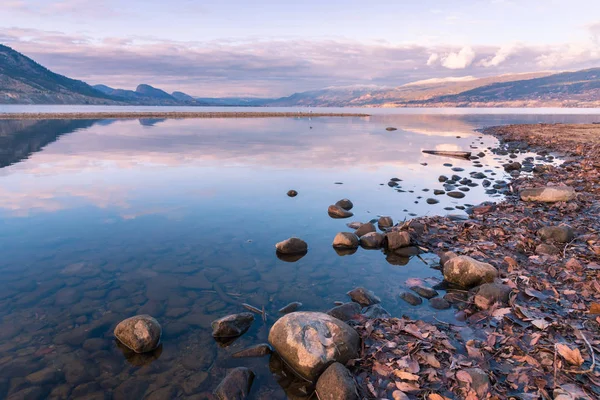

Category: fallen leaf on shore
[556, 344, 584, 366]
[456, 370, 473, 384]
[531, 319, 549, 330]
[394, 370, 420, 381]
[590, 303, 600, 314]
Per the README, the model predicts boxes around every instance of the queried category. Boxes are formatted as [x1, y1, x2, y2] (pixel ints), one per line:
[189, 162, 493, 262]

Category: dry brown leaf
[395, 381, 420, 392]
[392, 390, 410, 400]
[422, 352, 441, 368]
[456, 370, 473, 384]
[531, 319, 549, 330]
[590, 302, 600, 314]
[556, 343, 585, 366]
[428, 394, 446, 400]
[403, 324, 425, 339]
[394, 370, 420, 381]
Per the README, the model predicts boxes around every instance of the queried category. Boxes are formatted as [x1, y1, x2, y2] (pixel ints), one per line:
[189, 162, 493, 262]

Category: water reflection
[0, 112, 598, 398]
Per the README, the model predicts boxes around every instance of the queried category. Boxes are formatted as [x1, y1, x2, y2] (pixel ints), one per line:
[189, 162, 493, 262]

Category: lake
[1, 109, 599, 399]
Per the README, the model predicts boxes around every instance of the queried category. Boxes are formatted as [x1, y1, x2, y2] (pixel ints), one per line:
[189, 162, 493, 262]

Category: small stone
[26, 367, 61, 385]
[279, 302, 303, 314]
[315, 363, 359, 400]
[327, 302, 361, 322]
[377, 216, 393, 230]
[275, 237, 308, 254]
[429, 298, 451, 309]
[328, 204, 354, 218]
[354, 222, 376, 237]
[214, 367, 255, 400]
[535, 243, 560, 256]
[399, 291, 422, 306]
[359, 232, 384, 249]
[335, 199, 354, 210]
[410, 285, 438, 299]
[332, 232, 359, 249]
[520, 186, 575, 202]
[347, 287, 381, 306]
[438, 175, 448, 182]
[434, 189, 445, 195]
[232, 343, 272, 358]
[385, 127, 397, 131]
[503, 162, 522, 172]
[211, 313, 254, 338]
[287, 190, 298, 197]
[538, 225, 575, 243]
[346, 221, 362, 229]
[426, 198, 439, 204]
[451, 167, 464, 172]
[114, 315, 162, 353]
[447, 191, 466, 199]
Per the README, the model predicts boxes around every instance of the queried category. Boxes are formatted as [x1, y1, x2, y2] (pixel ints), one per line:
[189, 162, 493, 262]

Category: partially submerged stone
[232, 343, 272, 358]
[377, 216, 393, 231]
[347, 287, 380, 307]
[335, 199, 354, 211]
[399, 291, 422, 306]
[287, 190, 298, 197]
[520, 186, 575, 202]
[211, 313, 254, 338]
[359, 232, 384, 249]
[354, 222, 376, 237]
[268, 312, 360, 381]
[332, 232, 359, 249]
[275, 238, 308, 255]
[114, 315, 162, 353]
[328, 204, 354, 218]
[315, 362, 359, 400]
[327, 302, 361, 322]
[429, 297, 451, 310]
[384, 231, 411, 250]
[410, 285, 438, 299]
[214, 367, 255, 400]
[362, 304, 391, 319]
[443, 256, 498, 288]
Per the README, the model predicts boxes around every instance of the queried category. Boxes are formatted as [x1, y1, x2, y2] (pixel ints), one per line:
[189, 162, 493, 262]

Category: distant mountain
[172, 91, 196, 102]
[0, 44, 119, 105]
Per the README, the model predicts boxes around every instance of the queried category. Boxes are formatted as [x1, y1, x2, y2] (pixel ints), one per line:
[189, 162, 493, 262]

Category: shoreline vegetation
[0, 112, 371, 120]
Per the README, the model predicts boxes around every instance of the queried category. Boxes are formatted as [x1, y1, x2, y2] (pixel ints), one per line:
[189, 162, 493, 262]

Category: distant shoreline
[0, 112, 371, 120]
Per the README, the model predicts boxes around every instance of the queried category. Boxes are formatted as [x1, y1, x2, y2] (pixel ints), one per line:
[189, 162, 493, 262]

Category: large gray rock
[354, 222, 376, 237]
[359, 232, 384, 249]
[327, 302, 361, 322]
[268, 312, 360, 381]
[214, 367, 255, 400]
[538, 225, 575, 243]
[520, 186, 575, 202]
[114, 315, 162, 353]
[347, 287, 380, 306]
[328, 204, 354, 219]
[332, 232, 359, 249]
[211, 313, 254, 338]
[315, 362, 359, 400]
[443, 256, 498, 288]
[335, 199, 354, 211]
[276, 238, 308, 254]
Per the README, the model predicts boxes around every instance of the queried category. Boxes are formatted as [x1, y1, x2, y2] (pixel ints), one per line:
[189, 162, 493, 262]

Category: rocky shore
[351, 124, 600, 399]
[0, 111, 370, 120]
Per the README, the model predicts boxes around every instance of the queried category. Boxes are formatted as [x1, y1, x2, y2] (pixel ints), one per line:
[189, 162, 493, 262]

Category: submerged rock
[443, 256, 498, 288]
[359, 232, 384, 249]
[315, 362, 359, 400]
[410, 285, 438, 299]
[332, 232, 359, 249]
[377, 216, 393, 230]
[232, 344, 272, 358]
[211, 313, 254, 338]
[279, 302, 303, 314]
[328, 204, 354, 219]
[347, 287, 381, 306]
[268, 312, 360, 381]
[214, 367, 255, 400]
[362, 304, 391, 319]
[275, 238, 308, 254]
[399, 291, 422, 306]
[327, 302, 361, 322]
[429, 297, 450, 310]
[538, 225, 575, 243]
[114, 315, 162, 353]
[335, 199, 354, 211]
[354, 222, 376, 237]
[520, 186, 575, 202]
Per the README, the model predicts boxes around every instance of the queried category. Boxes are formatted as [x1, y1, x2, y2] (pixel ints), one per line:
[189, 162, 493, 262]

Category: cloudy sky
[2, 0, 600, 97]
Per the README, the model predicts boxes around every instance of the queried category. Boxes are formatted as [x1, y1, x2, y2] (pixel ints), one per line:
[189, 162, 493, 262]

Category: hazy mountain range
[1, 44, 600, 107]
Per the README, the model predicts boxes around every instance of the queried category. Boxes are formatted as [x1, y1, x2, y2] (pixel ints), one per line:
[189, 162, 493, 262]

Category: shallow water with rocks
[0, 111, 599, 399]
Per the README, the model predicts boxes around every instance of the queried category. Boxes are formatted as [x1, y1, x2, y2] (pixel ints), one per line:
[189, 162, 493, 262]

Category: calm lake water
[1, 109, 600, 399]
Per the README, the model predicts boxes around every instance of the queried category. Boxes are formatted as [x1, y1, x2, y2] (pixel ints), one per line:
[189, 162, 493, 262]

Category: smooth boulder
[276, 238, 308, 255]
[268, 312, 360, 381]
[335, 199, 354, 211]
[359, 232, 384, 249]
[443, 256, 498, 288]
[538, 225, 575, 243]
[332, 232, 359, 249]
[315, 362, 359, 400]
[520, 186, 575, 202]
[214, 367, 255, 400]
[347, 287, 380, 306]
[211, 313, 254, 338]
[328, 204, 354, 219]
[114, 315, 162, 353]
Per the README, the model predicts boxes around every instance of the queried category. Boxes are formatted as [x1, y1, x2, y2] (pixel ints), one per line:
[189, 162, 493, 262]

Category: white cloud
[426, 53, 439, 66]
[479, 44, 517, 67]
[440, 46, 476, 69]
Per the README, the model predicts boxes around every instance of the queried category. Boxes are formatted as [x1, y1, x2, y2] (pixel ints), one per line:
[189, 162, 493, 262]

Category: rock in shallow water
[347, 287, 380, 306]
[335, 198, 354, 210]
[214, 367, 255, 400]
[332, 232, 359, 249]
[114, 315, 162, 353]
[443, 256, 498, 288]
[275, 237, 308, 255]
[232, 343, 273, 358]
[383, 231, 411, 250]
[362, 304, 391, 319]
[399, 291, 422, 306]
[359, 232, 384, 249]
[429, 297, 450, 310]
[327, 302, 361, 322]
[268, 312, 360, 381]
[520, 186, 575, 202]
[410, 285, 438, 299]
[377, 216, 393, 230]
[287, 190, 298, 197]
[211, 313, 254, 338]
[316, 362, 359, 400]
[328, 204, 354, 218]
[354, 222, 376, 237]
[447, 191, 466, 199]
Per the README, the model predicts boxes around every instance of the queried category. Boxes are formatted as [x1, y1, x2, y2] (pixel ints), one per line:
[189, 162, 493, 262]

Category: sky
[1, 0, 600, 97]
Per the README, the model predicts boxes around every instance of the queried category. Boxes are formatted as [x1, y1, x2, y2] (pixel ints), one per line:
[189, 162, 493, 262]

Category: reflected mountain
[138, 118, 167, 127]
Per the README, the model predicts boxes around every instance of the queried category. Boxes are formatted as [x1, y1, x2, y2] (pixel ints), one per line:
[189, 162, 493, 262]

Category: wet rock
[388, 181, 399, 187]
[538, 225, 575, 243]
[447, 191, 466, 199]
[451, 174, 462, 181]
[451, 167, 464, 172]
[377, 216, 393, 230]
[315, 362, 359, 400]
[536, 243, 561, 256]
[443, 256, 498, 288]
[359, 232, 384, 249]
[471, 172, 486, 179]
[399, 291, 422, 306]
[473, 282, 513, 309]
[275, 237, 308, 254]
[335, 199, 354, 211]
[426, 198, 439, 204]
[410, 285, 438, 299]
[383, 231, 411, 250]
[385, 127, 397, 131]
[520, 186, 575, 202]
[211, 313, 254, 338]
[347, 287, 380, 306]
[113, 379, 148, 400]
[362, 304, 391, 319]
[354, 222, 376, 237]
[332, 232, 359, 249]
[439, 251, 458, 267]
[328, 204, 354, 218]
[287, 190, 298, 197]
[26, 367, 61, 385]
[279, 302, 303, 314]
[438, 175, 448, 182]
[114, 315, 162, 353]
[7, 387, 45, 400]
[232, 343, 272, 358]
[482, 179, 491, 187]
[346, 221, 362, 230]
[327, 302, 361, 322]
[268, 312, 360, 381]
[459, 368, 490, 399]
[434, 189, 445, 195]
[503, 162, 522, 172]
[213, 367, 254, 400]
[429, 298, 451, 310]
[458, 187, 470, 192]
[145, 386, 178, 400]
